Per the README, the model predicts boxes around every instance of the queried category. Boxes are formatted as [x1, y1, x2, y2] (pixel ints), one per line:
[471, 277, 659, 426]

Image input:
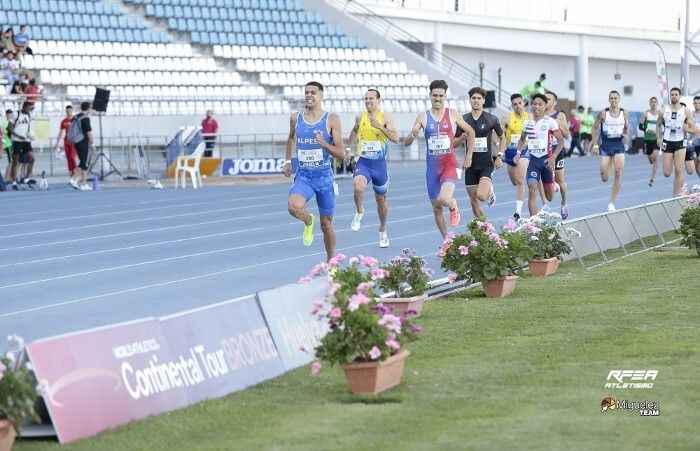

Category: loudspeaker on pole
[93, 88, 111, 113]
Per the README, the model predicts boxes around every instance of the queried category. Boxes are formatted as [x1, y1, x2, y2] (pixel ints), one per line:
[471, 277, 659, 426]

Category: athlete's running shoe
[303, 214, 315, 246]
[648, 179, 654, 187]
[379, 231, 389, 248]
[69, 178, 79, 190]
[513, 212, 520, 221]
[449, 202, 461, 227]
[561, 205, 569, 220]
[80, 184, 92, 191]
[488, 187, 496, 206]
[607, 203, 616, 213]
[350, 211, 364, 231]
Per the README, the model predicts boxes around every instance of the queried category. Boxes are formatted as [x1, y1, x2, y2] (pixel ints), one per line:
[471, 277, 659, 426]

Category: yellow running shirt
[357, 110, 389, 160]
[504, 110, 529, 148]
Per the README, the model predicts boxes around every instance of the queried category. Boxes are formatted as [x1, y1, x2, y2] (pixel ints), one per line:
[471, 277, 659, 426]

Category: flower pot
[0, 419, 16, 451]
[482, 275, 518, 298]
[342, 349, 410, 395]
[528, 257, 560, 277]
[378, 294, 427, 318]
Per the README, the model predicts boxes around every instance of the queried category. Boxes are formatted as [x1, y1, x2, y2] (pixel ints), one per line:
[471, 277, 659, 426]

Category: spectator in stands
[53, 105, 78, 179]
[1, 51, 20, 90]
[519, 80, 544, 104]
[68, 102, 96, 191]
[8, 101, 35, 189]
[24, 78, 39, 102]
[2, 109, 12, 182]
[201, 109, 218, 157]
[2, 28, 17, 55]
[14, 25, 32, 55]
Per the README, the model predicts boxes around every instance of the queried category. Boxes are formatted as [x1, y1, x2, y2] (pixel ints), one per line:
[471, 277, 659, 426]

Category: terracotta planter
[342, 349, 410, 395]
[482, 275, 518, 298]
[0, 419, 16, 451]
[528, 257, 560, 277]
[378, 294, 427, 318]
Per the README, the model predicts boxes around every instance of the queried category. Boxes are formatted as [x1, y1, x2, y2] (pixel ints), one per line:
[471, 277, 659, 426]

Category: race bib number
[605, 123, 623, 138]
[428, 136, 451, 155]
[474, 137, 488, 152]
[361, 140, 382, 158]
[297, 148, 324, 168]
[528, 138, 546, 151]
[510, 135, 519, 146]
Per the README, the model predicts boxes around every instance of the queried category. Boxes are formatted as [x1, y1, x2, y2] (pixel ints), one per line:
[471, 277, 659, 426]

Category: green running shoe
[303, 214, 315, 246]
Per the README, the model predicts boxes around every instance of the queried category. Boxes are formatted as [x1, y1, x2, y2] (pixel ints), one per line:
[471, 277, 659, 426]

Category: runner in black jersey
[455, 86, 505, 219]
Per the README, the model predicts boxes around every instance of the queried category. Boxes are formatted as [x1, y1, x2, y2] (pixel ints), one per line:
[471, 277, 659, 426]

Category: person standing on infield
[346, 88, 399, 248]
[282, 81, 345, 261]
[404, 79, 475, 238]
[591, 90, 630, 212]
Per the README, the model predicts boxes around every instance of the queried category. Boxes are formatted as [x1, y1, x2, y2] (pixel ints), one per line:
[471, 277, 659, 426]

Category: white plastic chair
[175, 142, 206, 189]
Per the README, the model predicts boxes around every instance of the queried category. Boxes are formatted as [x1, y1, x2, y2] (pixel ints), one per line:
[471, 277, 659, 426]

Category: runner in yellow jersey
[501, 93, 530, 219]
[346, 89, 399, 248]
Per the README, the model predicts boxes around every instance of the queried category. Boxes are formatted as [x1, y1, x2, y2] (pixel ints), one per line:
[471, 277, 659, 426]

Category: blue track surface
[0, 155, 692, 341]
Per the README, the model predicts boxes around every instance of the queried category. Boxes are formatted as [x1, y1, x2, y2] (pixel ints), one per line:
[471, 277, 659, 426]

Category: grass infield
[18, 248, 699, 450]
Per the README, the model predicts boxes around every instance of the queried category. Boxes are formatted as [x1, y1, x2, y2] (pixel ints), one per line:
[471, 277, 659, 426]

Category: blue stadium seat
[232, 21, 241, 32]
[298, 35, 307, 47]
[64, 14, 73, 26]
[289, 35, 298, 46]
[7, 11, 17, 24]
[235, 32, 244, 44]
[211, 8, 220, 19]
[174, 6, 183, 18]
[79, 28, 89, 41]
[272, 34, 280, 46]
[125, 29, 134, 42]
[164, 5, 174, 17]
[134, 29, 143, 41]
[193, 7, 201, 18]
[245, 10, 254, 21]
[279, 34, 288, 46]
[244, 33, 254, 46]
[236, 10, 245, 20]
[107, 28, 116, 41]
[182, 6, 192, 18]
[191, 31, 200, 43]
[223, 21, 232, 32]
[85, 2, 95, 14]
[254, 34, 263, 46]
[242, 0, 251, 7]
[201, 7, 210, 19]
[241, 22, 249, 33]
[178, 18, 187, 30]
[54, 13, 64, 26]
[254, 9, 263, 21]
[94, 2, 104, 14]
[17, 11, 27, 24]
[280, 11, 289, 22]
[145, 4, 155, 15]
[97, 28, 107, 41]
[340, 36, 349, 48]
[250, 22, 258, 33]
[260, 0, 268, 8]
[101, 16, 110, 28]
[314, 36, 323, 47]
[284, 23, 293, 34]
[271, 10, 280, 21]
[251, 0, 259, 8]
[301, 24, 310, 35]
[116, 28, 125, 42]
[323, 36, 332, 47]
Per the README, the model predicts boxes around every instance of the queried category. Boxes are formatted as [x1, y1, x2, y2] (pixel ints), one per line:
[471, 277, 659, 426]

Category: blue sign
[256, 278, 329, 370]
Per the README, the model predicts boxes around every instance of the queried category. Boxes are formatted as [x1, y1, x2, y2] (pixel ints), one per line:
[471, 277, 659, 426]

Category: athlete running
[404, 79, 475, 238]
[639, 96, 660, 186]
[545, 90, 571, 219]
[515, 93, 565, 217]
[346, 89, 399, 248]
[592, 90, 629, 212]
[502, 93, 530, 220]
[655, 87, 696, 196]
[455, 86, 504, 219]
[283, 81, 345, 261]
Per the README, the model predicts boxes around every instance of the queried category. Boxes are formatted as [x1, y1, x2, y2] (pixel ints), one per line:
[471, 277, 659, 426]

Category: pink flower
[309, 263, 326, 277]
[309, 299, 324, 315]
[504, 218, 518, 231]
[348, 293, 370, 311]
[328, 282, 341, 296]
[469, 240, 478, 248]
[378, 314, 402, 333]
[437, 248, 447, 258]
[359, 255, 379, 268]
[310, 361, 322, 375]
[447, 272, 458, 282]
[371, 267, 389, 280]
[349, 257, 359, 266]
[385, 338, 401, 350]
[409, 323, 423, 334]
[458, 245, 469, 255]
[329, 307, 342, 319]
[369, 346, 381, 360]
[298, 275, 313, 284]
[356, 281, 375, 294]
[328, 253, 347, 267]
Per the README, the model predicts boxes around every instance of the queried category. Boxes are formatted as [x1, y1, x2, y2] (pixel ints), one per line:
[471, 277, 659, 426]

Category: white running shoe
[379, 231, 389, 248]
[607, 203, 616, 213]
[69, 178, 79, 190]
[80, 184, 92, 191]
[350, 211, 364, 231]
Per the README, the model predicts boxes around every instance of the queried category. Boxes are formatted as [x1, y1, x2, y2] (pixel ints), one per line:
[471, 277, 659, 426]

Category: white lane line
[0, 212, 437, 290]
[0, 229, 437, 317]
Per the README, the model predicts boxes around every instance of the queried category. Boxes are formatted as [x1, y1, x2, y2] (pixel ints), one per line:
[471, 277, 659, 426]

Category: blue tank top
[295, 111, 333, 175]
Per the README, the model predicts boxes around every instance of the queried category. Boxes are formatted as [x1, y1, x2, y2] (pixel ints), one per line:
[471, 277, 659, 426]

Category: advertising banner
[257, 278, 329, 370]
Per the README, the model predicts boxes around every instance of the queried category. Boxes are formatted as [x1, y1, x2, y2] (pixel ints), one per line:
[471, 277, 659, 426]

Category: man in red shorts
[53, 104, 78, 180]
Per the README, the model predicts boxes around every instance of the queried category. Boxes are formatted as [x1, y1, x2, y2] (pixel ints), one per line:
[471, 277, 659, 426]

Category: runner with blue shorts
[346, 89, 399, 248]
[282, 81, 345, 261]
[501, 93, 530, 220]
[514, 93, 565, 217]
[592, 90, 629, 212]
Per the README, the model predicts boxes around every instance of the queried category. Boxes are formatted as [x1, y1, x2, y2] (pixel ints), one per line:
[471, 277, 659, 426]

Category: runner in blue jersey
[515, 93, 566, 217]
[282, 81, 345, 261]
[592, 90, 629, 212]
[346, 89, 399, 248]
